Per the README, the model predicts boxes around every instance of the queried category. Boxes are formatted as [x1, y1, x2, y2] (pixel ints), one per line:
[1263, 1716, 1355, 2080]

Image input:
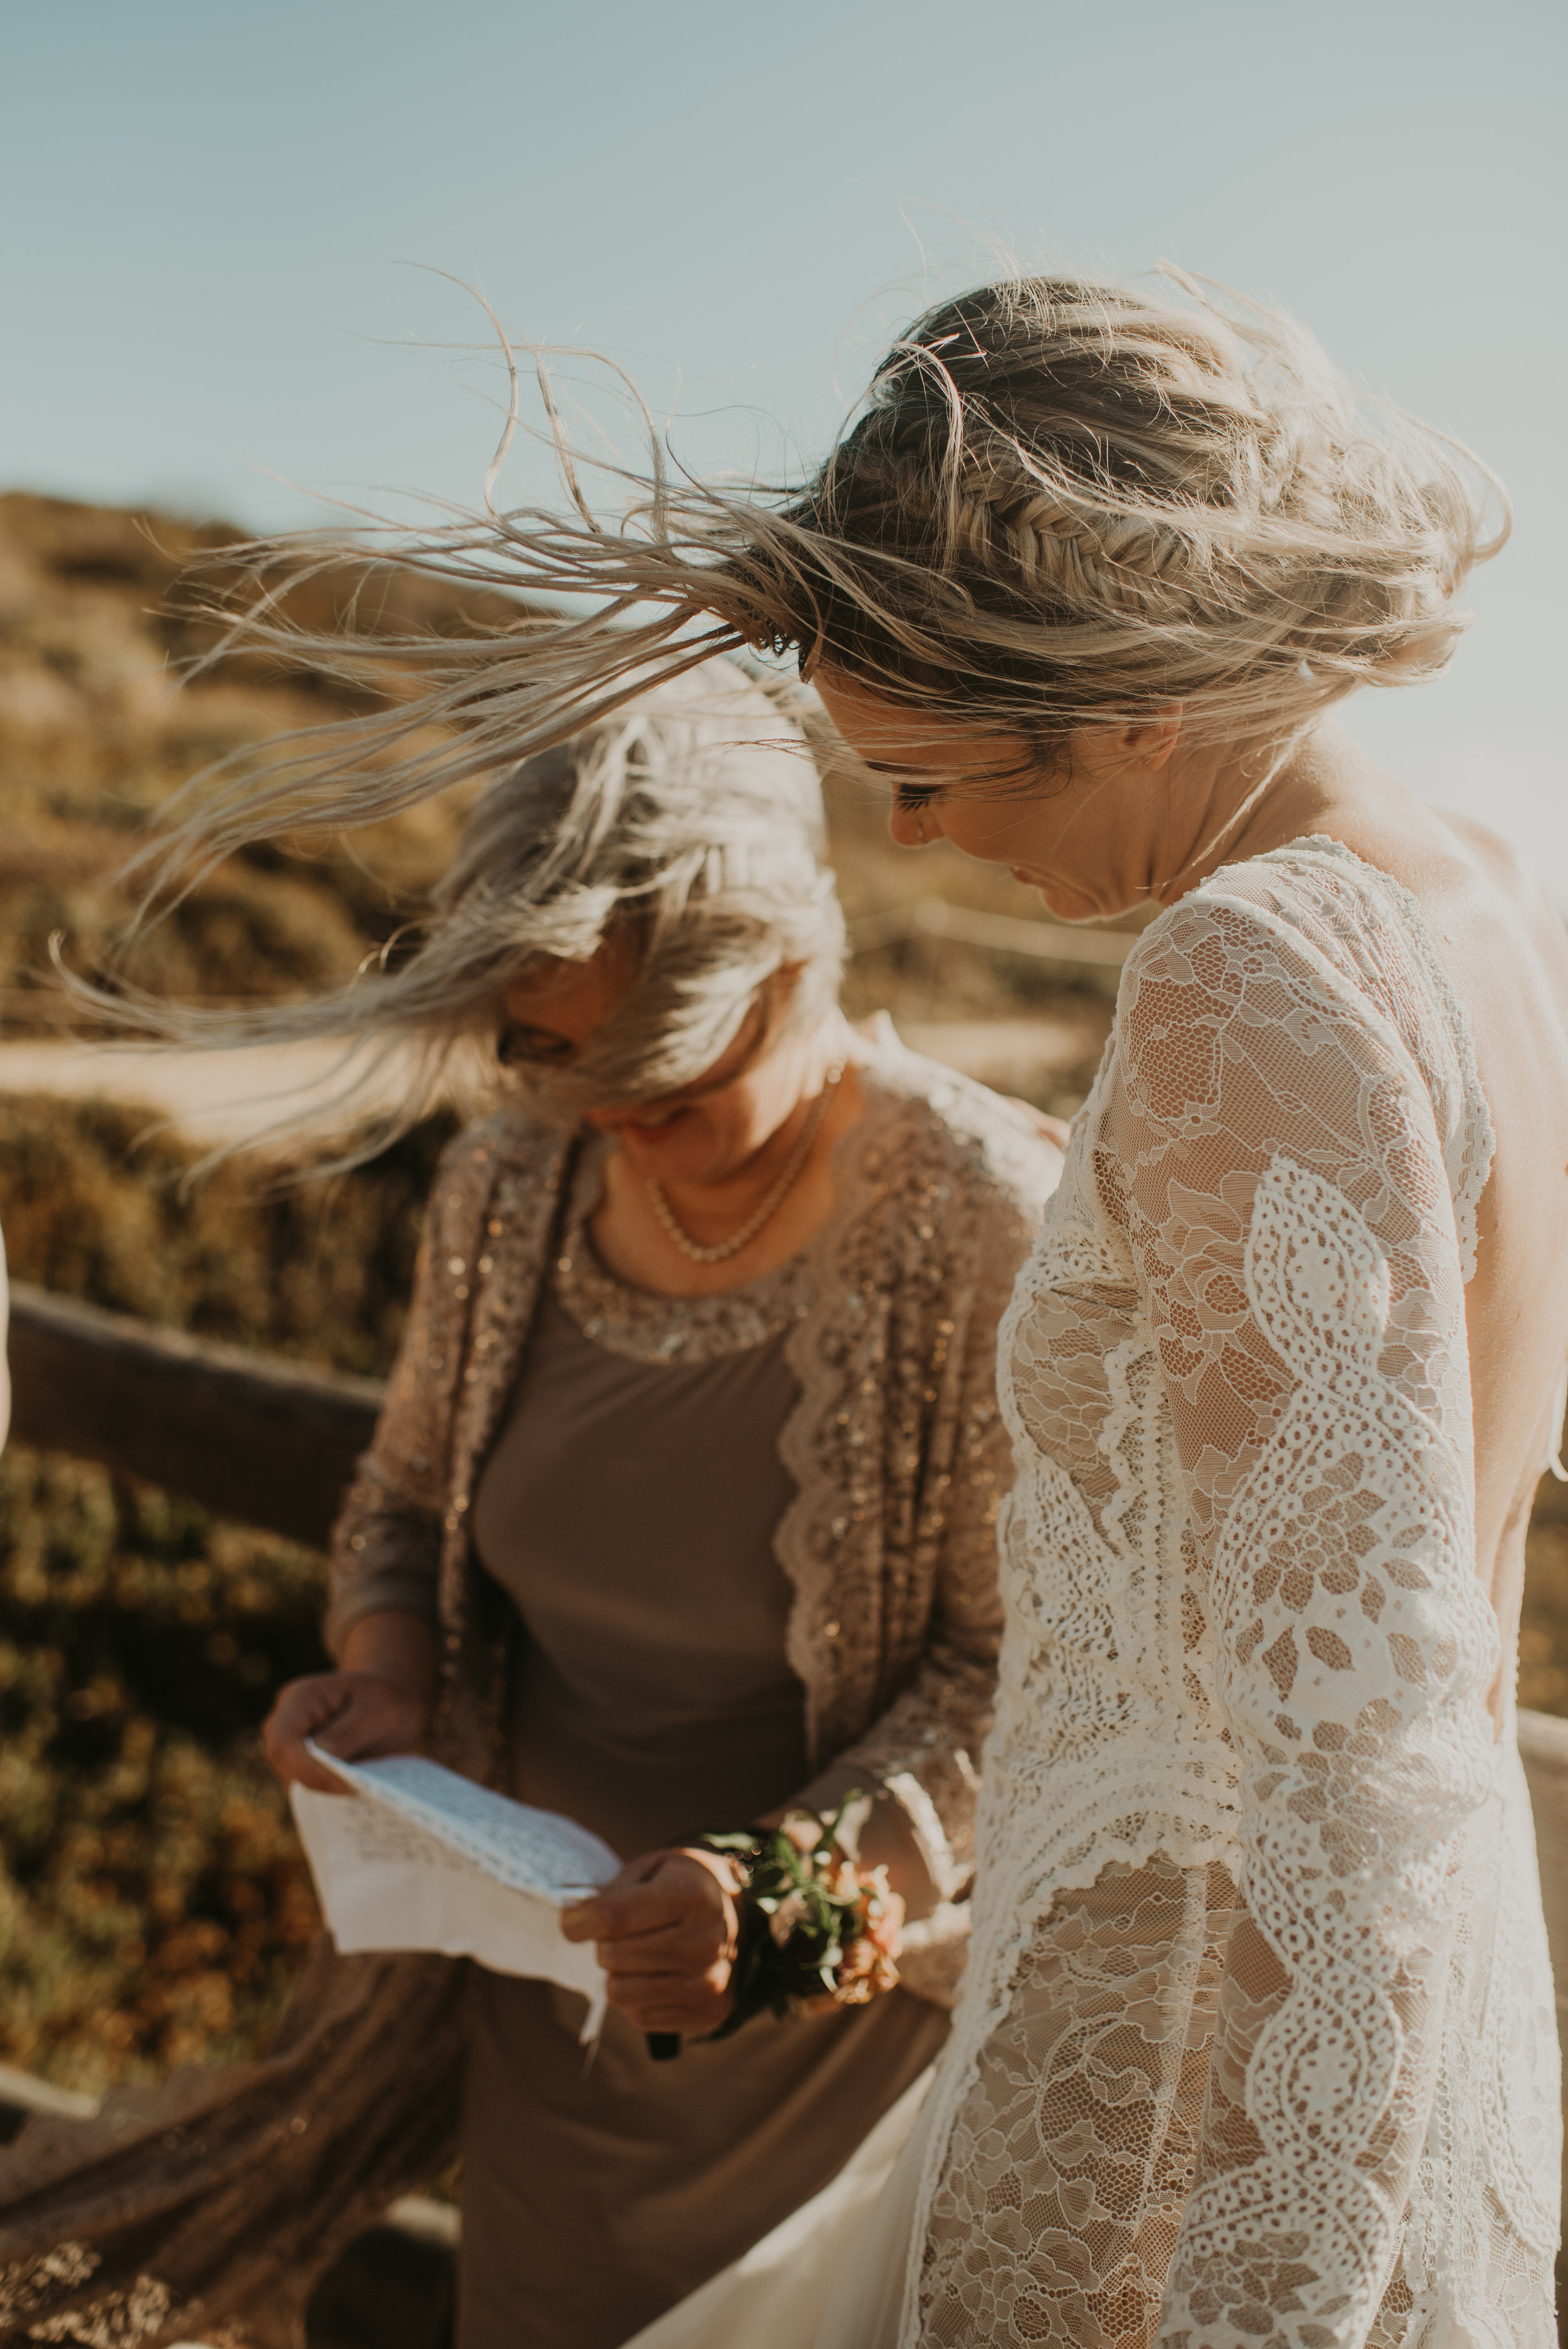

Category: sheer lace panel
[920, 1857, 1238, 2348]
[903, 849, 1555, 2349]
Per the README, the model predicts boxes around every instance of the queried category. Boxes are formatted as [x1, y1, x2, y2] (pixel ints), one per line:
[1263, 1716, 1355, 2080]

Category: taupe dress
[461, 1152, 946, 2349]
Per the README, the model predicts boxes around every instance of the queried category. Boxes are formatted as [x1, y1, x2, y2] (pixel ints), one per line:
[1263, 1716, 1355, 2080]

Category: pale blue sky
[4, 0, 1564, 882]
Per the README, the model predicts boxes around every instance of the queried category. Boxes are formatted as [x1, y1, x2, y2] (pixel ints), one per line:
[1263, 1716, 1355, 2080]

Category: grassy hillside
[0, 490, 512, 1029]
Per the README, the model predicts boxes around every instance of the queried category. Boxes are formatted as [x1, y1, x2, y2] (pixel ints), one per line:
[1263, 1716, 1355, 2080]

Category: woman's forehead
[815, 665, 1018, 773]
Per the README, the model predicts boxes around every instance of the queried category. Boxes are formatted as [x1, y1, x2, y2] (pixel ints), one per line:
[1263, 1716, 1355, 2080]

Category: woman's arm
[1109, 899, 1498, 2347]
[322, 1169, 466, 1651]
[266, 1140, 473, 1788]
[793, 1172, 1022, 1933]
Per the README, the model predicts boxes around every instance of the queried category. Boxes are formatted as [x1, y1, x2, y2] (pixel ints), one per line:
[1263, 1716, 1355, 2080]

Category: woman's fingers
[605, 1971, 733, 2034]
[563, 1902, 726, 1972]
[281, 1748, 361, 1796]
[594, 1922, 728, 1976]
[563, 1878, 702, 1946]
[263, 1675, 353, 1788]
[562, 1852, 731, 1949]
[262, 1672, 426, 1788]
[563, 1852, 738, 2023]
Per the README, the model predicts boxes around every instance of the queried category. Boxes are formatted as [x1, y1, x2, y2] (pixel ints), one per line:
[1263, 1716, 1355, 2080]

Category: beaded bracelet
[699, 1795, 901, 2041]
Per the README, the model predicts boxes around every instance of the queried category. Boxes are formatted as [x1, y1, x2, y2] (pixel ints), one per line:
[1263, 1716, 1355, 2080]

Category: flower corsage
[702, 1795, 903, 2040]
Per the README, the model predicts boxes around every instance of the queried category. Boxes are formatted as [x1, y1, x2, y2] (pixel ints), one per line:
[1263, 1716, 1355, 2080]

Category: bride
[532, 270, 1564, 2346]
[43, 265, 1556, 2346]
[617, 275, 1565, 2344]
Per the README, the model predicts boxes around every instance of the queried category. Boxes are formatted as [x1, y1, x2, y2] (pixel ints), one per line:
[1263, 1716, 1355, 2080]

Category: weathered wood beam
[5, 1281, 384, 1547]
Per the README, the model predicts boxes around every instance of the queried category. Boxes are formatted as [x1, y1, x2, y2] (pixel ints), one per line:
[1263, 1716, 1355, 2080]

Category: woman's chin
[617, 1122, 718, 1186]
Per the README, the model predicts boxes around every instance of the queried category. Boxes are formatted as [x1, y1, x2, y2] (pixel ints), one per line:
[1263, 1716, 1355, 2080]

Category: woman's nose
[887, 799, 931, 849]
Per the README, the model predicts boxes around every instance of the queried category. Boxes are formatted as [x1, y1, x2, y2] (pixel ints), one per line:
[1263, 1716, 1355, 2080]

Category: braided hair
[127, 267, 1503, 892]
[744, 273, 1501, 767]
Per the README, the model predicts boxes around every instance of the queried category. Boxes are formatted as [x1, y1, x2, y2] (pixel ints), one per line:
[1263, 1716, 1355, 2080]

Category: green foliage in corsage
[704, 1796, 902, 2040]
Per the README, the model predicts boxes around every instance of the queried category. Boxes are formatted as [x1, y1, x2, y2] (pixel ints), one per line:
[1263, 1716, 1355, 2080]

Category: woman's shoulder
[852, 1015, 1062, 1224]
[423, 1101, 573, 1231]
[1112, 840, 1494, 1222]
[1121, 835, 1448, 1037]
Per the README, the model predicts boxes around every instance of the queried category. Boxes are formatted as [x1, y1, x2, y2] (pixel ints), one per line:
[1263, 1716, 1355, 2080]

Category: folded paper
[290, 1743, 620, 2040]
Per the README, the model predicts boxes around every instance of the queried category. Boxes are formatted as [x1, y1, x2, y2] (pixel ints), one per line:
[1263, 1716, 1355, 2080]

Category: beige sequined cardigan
[329, 1023, 1057, 1995]
[0, 1029, 1056, 2349]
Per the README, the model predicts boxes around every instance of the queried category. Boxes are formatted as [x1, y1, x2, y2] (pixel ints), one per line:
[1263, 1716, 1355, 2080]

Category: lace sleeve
[1105, 894, 1502, 2346]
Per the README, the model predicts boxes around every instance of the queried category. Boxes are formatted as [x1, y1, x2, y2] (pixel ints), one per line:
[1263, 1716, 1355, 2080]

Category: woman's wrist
[336, 1609, 439, 1709]
[694, 1800, 903, 2042]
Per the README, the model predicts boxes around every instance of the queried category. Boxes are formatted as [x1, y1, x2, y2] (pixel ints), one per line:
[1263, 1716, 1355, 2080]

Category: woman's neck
[1150, 723, 1415, 906]
[588, 1018, 865, 1300]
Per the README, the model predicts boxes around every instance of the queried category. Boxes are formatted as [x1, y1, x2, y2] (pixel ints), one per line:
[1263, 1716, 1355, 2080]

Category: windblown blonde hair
[134, 263, 1505, 896]
[79, 669, 843, 1155]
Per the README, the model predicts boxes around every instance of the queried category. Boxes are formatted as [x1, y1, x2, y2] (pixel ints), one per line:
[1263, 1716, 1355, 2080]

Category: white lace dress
[849, 839, 1560, 2349]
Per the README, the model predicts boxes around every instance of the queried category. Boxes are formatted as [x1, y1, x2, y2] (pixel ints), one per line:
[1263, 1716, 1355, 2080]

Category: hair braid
[117, 264, 1504, 902]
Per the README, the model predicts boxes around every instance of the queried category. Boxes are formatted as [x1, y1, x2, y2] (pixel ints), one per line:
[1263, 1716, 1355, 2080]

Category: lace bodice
[901, 842, 1560, 2349]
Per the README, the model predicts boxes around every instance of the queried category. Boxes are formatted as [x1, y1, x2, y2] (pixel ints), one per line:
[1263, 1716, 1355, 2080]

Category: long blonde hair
[135, 264, 1505, 885]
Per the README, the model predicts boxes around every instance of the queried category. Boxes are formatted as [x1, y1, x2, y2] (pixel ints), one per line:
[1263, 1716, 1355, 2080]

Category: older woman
[0, 671, 1059, 2349]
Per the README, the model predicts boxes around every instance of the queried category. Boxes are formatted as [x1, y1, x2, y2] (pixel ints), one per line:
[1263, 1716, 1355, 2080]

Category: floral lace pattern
[900, 842, 1560, 2349]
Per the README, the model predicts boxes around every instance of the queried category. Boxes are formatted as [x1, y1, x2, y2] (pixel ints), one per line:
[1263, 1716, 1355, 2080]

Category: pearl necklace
[644, 1053, 849, 1266]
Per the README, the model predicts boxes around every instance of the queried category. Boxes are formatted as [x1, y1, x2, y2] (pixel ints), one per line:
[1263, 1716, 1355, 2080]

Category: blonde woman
[658, 285, 1565, 2346]
[73, 265, 1565, 2346]
[0, 672, 1060, 2349]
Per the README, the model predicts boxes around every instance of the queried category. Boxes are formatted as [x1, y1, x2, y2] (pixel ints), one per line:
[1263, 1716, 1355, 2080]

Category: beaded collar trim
[551, 1137, 813, 1366]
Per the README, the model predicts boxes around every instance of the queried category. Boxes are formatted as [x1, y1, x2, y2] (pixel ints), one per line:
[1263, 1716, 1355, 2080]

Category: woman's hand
[263, 1669, 430, 1792]
[561, 1848, 741, 2037]
[263, 1608, 437, 1793]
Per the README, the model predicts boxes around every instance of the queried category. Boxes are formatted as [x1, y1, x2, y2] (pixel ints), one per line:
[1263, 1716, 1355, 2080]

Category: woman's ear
[1133, 709, 1182, 771]
[1072, 708, 1183, 782]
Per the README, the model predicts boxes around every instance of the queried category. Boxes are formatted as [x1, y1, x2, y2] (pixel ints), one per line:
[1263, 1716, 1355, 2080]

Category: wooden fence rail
[5, 1280, 384, 1549]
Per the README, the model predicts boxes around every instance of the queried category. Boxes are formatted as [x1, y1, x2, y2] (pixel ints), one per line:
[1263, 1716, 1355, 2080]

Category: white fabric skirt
[620, 2064, 933, 2349]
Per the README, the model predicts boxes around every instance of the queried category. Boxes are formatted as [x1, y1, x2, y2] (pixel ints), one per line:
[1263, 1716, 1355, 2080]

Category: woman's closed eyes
[497, 1022, 578, 1068]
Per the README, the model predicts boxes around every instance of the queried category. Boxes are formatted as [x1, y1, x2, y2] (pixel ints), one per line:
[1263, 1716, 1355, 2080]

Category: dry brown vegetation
[0, 490, 511, 1029]
[0, 1094, 462, 2092]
